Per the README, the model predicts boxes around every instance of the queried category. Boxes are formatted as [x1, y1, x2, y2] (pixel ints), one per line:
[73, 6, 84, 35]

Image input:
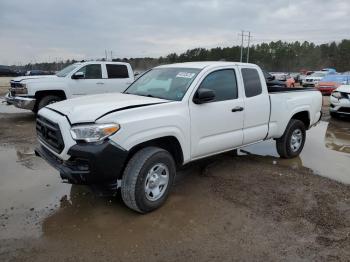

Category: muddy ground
[0, 95, 350, 261]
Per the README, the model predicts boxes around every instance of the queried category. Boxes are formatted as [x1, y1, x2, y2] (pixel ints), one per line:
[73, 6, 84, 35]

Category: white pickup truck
[5, 61, 134, 113]
[35, 62, 322, 213]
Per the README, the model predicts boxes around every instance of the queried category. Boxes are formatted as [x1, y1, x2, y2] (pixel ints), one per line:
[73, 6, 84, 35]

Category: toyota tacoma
[35, 62, 322, 213]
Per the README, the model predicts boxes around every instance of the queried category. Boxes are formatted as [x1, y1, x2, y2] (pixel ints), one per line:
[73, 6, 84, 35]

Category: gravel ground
[0, 99, 349, 261]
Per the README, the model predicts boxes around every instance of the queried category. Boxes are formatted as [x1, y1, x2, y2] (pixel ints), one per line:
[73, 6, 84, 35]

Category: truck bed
[267, 88, 322, 139]
[268, 86, 317, 93]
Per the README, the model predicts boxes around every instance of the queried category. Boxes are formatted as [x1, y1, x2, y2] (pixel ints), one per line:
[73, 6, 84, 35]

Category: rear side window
[241, 68, 262, 97]
[198, 69, 238, 102]
[76, 64, 102, 79]
[107, 64, 129, 78]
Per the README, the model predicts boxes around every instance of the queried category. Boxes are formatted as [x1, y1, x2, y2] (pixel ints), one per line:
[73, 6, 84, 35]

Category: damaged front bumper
[35, 140, 128, 185]
[4, 92, 36, 110]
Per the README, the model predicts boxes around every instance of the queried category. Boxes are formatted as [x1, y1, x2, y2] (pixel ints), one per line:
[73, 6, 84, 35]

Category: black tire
[121, 147, 176, 213]
[37, 95, 62, 111]
[276, 119, 306, 159]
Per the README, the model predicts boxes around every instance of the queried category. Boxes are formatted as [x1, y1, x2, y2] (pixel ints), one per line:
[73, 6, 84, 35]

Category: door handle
[231, 106, 244, 112]
[96, 82, 104, 85]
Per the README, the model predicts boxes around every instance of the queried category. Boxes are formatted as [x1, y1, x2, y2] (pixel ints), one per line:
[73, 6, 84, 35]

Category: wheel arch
[291, 110, 310, 129]
[126, 136, 184, 169]
[35, 90, 67, 101]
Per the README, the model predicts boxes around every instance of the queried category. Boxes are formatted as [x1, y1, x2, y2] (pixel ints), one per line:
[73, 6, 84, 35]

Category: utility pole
[246, 31, 252, 63]
[110, 51, 113, 61]
[105, 50, 108, 61]
[239, 30, 244, 62]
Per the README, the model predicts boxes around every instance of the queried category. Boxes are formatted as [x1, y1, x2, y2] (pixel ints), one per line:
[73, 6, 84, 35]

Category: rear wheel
[37, 95, 62, 111]
[121, 147, 176, 213]
[276, 119, 306, 158]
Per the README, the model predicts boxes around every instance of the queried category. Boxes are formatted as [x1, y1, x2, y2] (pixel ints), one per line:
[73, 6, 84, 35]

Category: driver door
[189, 68, 244, 159]
[69, 64, 105, 96]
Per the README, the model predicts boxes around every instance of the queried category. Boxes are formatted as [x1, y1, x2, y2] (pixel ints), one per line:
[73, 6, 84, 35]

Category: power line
[247, 32, 252, 63]
[239, 30, 245, 62]
[238, 31, 253, 62]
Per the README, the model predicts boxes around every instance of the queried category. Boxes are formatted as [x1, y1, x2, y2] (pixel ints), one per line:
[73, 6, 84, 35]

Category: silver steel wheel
[290, 128, 303, 152]
[144, 163, 169, 201]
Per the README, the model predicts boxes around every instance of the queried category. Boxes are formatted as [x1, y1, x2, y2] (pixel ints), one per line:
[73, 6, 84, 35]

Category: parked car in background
[286, 75, 296, 87]
[299, 71, 314, 85]
[302, 71, 328, 87]
[290, 72, 301, 83]
[270, 72, 288, 81]
[0, 65, 19, 77]
[321, 68, 337, 74]
[5, 61, 135, 113]
[329, 85, 350, 117]
[316, 75, 350, 95]
[270, 72, 295, 87]
[263, 71, 287, 88]
[35, 61, 322, 213]
[25, 70, 54, 76]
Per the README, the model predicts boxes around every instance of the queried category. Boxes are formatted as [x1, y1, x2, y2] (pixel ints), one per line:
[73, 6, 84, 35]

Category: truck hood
[335, 85, 350, 93]
[11, 75, 57, 83]
[46, 93, 169, 124]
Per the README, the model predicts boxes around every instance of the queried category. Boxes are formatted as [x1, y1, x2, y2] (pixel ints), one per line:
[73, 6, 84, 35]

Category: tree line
[16, 39, 350, 73]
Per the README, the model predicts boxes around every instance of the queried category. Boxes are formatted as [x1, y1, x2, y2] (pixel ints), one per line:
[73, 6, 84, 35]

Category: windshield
[124, 67, 201, 101]
[56, 64, 78, 77]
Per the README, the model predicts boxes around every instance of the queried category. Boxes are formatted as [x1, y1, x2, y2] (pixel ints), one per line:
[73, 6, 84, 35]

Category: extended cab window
[107, 64, 129, 78]
[241, 68, 262, 97]
[76, 64, 102, 79]
[198, 69, 238, 102]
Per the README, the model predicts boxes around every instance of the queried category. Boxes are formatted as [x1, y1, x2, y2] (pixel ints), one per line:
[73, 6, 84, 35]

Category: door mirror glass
[193, 88, 216, 104]
[72, 72, 85, 79]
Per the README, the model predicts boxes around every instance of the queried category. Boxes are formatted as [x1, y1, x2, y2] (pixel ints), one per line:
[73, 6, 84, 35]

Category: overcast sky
[0, 0, 349, 65]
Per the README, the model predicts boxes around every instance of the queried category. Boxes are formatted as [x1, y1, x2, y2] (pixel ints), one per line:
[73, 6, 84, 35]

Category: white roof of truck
[157, 61, 257, 69]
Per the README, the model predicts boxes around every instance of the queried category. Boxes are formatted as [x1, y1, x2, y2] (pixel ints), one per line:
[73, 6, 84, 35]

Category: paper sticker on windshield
[176, 72, 196, 79]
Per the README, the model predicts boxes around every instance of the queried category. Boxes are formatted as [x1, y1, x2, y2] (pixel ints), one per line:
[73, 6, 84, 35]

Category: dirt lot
[0, 98, 350, 261]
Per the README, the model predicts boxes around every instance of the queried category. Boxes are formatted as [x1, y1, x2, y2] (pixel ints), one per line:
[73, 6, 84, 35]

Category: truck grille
[36, 115, 65, 153]
[338, 107, 350, 114]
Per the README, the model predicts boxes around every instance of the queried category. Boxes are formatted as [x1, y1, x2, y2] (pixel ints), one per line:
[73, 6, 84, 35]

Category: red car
[316, 75, 350, 95]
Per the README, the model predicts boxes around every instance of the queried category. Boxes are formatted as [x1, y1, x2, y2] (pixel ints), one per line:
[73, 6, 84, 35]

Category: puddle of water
[0, 144, 210, 244]
[242, 120, 350, 184]
[0, 145, 71, 239]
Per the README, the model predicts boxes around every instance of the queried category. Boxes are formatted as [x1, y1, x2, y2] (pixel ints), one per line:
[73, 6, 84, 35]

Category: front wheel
[121, 147, 176, 213]
[276, 119, 306, 159]
[37, 95, 62, 112]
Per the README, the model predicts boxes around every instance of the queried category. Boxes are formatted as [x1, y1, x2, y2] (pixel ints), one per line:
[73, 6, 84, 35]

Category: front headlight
[331, 91, 342, 99]
[70, 123, 120, 142]
[13, 83, 28, 94]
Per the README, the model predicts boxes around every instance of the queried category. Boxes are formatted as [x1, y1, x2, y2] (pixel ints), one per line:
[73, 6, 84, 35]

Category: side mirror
[193, 88, 216, 104]
[72, 72, 85, 79]
[267, 75, 275, 81]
